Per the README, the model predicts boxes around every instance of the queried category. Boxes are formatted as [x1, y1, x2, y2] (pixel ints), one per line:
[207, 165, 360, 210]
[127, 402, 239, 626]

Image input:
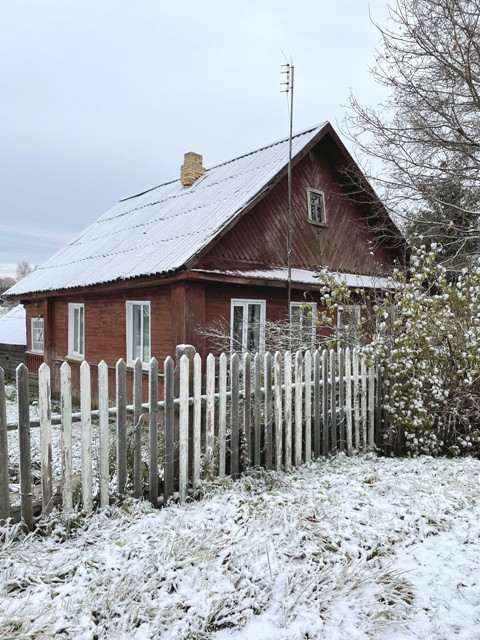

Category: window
[231, 299, 266, 354]
[31, 317, 44, 354]
[126, 301, 151, 363]
[307, 188, 327, 225]
[337, 305, 362, 347]
[68, 303, 85, 357]
[290, 302, 317, 351]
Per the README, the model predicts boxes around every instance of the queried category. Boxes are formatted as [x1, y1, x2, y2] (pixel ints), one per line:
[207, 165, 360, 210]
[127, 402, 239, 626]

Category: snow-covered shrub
[317, 247, 480, 457]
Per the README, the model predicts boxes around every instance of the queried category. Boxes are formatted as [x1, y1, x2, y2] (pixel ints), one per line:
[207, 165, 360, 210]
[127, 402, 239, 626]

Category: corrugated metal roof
[6, 124, 326, 297]
[0, 305, 26, 345]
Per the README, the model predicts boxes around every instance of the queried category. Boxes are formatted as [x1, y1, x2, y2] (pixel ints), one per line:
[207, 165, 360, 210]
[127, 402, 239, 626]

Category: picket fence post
[193, 353, 202, 486]
[338, 348, 345, 452]
[0, 367, 10, 522]
[206, 353, 215, 475]
[330, 350, 337, 455]
[294, 351, 303, 467]
[178, 354, 189, 500]
[304, 350, 312, 463]
[148, 357, 159, 507]
[322, 349, 328, 455]
[230, 353, 240, 477]
[243, 353, 251, 467]
[264, 352, 273, 469]
[164, 356, 175, 504]
[17, 363, 33, 530]
[360, 352, 368, 451]
[254, 353, 262, 467]
[218, 353, 227, 478]
[39, 363, 53, 516]
[353, 348, 360, 450]
[98, 361, 110, 508]
[116, 358, 127, 496]
[345, 348, 353, 456]
[284, 351, 292, 470]
[133, 359, 143, 499]
[60, 362, 73, 511]
[368, 362, 375, 448]
[313, 350, 321, 458]
[274, 351, 283, 471]
[80, 361, 93, 514]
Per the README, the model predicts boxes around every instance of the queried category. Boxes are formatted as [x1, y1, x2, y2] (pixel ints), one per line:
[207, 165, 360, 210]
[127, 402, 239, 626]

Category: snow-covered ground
[1, 454, 479, 639]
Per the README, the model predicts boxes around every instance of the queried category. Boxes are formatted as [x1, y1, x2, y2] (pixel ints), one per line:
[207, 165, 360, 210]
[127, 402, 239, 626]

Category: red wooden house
[5, 122, 406, 399]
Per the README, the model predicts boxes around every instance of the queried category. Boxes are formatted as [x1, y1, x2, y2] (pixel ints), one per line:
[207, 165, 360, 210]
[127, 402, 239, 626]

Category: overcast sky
[1, 0, 391, 279]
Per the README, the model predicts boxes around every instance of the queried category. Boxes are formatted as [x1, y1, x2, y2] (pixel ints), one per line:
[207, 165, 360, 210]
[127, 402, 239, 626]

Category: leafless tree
[16, 260, 34, 281]
[344, 0, 480, 266]
[0, 277, 15, 295]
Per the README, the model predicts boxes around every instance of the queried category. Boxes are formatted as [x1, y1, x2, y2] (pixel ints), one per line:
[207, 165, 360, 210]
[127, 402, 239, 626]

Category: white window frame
[68, 303, 85, 358]
[290, 302, 317, 351]
[307, 188, 327, 225]
[337, 305, 362, 346]
[230, 299, 266, 354]
[31, 317, 44, 354]
[126, 300, 151, 364]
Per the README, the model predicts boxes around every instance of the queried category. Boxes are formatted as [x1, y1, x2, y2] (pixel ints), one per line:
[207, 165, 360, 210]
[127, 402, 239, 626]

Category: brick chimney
[180, 152, 205, 186]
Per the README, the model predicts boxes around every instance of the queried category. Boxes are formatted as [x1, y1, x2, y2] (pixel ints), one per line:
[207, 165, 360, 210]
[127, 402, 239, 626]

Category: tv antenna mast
[281, 59, 294, 326]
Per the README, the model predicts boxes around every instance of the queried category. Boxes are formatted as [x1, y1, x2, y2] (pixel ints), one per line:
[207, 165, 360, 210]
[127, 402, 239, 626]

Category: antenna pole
[281, 61, 294, 335]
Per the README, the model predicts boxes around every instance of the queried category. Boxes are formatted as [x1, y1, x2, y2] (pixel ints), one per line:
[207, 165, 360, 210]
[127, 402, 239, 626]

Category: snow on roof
[6, 124, 326, 297]
[192, 267, 393, 290]
[0, 304, 26, 345]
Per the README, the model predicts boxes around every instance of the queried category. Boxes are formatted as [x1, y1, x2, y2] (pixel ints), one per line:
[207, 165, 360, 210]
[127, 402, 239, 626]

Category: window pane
[32, 318, 44, 353]
[142, 304, 150, 361]
[132, 304, 142, 360]
[73, 308, 81, 353]
[232, 305, 244, 352]
[308, 190, 326, 224]
[79, 307, 84, 354]
[247, 304, 261, 352]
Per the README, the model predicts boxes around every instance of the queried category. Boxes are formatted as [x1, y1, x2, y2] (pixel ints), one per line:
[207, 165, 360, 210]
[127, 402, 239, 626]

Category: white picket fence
[0, 347, 385, 528]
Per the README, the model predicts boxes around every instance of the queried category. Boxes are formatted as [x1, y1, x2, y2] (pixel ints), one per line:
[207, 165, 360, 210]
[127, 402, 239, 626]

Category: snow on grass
[1, 454, 480, 639]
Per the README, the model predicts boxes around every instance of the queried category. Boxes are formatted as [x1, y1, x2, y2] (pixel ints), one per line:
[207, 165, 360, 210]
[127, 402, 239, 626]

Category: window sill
[66, 353, 85, 362]
[126, 360, 150, 371]
[307, 220, 328, 228]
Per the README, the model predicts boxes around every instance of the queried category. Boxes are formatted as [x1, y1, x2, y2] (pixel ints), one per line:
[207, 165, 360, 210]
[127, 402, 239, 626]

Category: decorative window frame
[307, 188, 327, 226]
[31, 317, 45, 354]
[126, 300, 151, 365]
[230, 299, 266, 354]
[68, 303, 85, 358]
[290, 302, 317, 352]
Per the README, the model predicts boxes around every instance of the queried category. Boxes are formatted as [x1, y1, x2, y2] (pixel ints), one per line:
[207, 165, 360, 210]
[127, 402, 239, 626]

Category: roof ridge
[119, 123, 325, 203]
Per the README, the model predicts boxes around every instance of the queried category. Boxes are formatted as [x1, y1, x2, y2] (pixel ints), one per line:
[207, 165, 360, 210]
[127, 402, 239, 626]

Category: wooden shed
[0, 304, 26, 376]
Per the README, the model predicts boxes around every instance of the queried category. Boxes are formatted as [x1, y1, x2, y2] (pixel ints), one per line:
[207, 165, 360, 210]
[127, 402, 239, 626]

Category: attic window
[307, 188, 327, 225]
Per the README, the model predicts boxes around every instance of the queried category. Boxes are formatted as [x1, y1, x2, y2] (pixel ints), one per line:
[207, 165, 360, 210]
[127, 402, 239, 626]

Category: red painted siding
[198, 142, 397, 275]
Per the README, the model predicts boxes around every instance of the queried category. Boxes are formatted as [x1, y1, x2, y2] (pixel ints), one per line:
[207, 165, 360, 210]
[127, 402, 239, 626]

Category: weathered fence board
[164, 356, 174, 504]
[284, 351, 292, 470]
[98, 361, 110, 508]
[17, 363, 33, 530]
[116, 359, 127, 496]
[39, 363, 53, 516]
[2, 346, 384, 526]
[60, 361, 73, 512]
[0, 368, 9, 521]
